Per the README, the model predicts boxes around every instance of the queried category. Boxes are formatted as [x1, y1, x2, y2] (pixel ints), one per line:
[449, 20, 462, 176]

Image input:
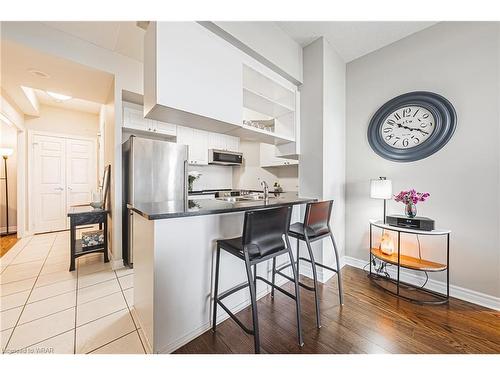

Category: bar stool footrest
[216, 300, 255, 335]
[255, 276, 297, 300]
[298, 257, 339, 274]
[218, 281, 249, 301]
[275, 270, 316, 291]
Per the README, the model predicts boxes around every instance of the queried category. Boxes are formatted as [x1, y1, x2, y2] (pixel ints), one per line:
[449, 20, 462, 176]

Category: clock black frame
[367, 91, 457, 162]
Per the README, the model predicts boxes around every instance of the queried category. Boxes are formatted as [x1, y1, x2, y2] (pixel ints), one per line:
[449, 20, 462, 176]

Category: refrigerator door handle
[184, 160, 188, 205]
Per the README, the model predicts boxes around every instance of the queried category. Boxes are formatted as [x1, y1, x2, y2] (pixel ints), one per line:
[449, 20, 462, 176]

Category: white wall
[1, 92, 25, 236]
[0, 121, 18, 232]
[299, 37, 347, 281]
[322, 38, 347, 279]
[24, 105, 99, 137]
[346, 22, 500, 298]
[232, 141, 299, 192]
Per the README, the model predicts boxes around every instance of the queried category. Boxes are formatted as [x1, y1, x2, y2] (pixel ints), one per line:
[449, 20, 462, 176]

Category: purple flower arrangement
[394, 189, 430, 205]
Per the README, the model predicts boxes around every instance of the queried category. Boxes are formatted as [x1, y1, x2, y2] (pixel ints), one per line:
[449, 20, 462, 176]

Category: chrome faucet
[260, 180, 269, 200]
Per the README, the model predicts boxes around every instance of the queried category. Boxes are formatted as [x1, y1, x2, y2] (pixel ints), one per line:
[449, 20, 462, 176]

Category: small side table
[67, 205, 109, 272]
[369, 220, 450, 304]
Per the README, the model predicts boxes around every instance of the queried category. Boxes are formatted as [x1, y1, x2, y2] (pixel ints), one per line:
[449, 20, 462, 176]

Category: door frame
[27, 130, 98, 234]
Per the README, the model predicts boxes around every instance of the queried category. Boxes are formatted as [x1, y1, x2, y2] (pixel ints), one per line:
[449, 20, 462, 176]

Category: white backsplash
[188, 164, 233, 191]
[232, 141, 299, 192]
[188, 141, 299, 192]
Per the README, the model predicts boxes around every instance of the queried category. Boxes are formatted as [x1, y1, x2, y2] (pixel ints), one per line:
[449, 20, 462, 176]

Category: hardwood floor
[0, 233, 19, 257]
[175, 265, 500, 354]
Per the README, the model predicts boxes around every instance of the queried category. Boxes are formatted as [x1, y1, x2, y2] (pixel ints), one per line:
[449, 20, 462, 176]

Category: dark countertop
[129, 192, 315, 220]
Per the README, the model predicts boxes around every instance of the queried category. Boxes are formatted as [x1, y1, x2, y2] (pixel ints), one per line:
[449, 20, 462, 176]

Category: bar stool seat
[218, 236, 289, 261]
[212, 206, 303, 354]
[289, 222, 330, 239]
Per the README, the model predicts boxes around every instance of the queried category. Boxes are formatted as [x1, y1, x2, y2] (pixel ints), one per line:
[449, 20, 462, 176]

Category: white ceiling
[276, 21, 437, 62]
[1, 40, 113, 116]
[41, 21, 436, 65]
[33, 88, 102, 115]
[42, 21, 145, 62]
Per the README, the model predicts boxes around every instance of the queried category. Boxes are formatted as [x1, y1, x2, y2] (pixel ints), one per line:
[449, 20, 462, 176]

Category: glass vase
[405, 202, 417, 218]
[90, 189, 103, 209]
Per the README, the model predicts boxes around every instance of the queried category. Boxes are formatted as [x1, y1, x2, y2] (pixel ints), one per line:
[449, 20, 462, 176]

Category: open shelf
[75, 239, 105, 257]
[243, 88, 294, 118]
[371, 247, 447, 272]
[243, 65, 295, 108]
[228, 124, 295, 145]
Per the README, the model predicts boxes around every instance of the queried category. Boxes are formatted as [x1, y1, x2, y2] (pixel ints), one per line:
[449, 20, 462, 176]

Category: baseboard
[342, 256, 500, 311]
[0, 225, 17, 233]
[157, 275, 291, 354]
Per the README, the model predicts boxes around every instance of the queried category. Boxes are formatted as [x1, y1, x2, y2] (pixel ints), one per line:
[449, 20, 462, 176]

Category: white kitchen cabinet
[153, 120, 177, 136]
[123, 104, 150, 132]
[144, 22, 243, 132]
[123, 102, 177, 137]
[260, 143, 298, 167]
[225, 135, 240, 152]
[208, 132, 240, 152]
[208, 132, 225, 151]
[177, 126, 209, 165]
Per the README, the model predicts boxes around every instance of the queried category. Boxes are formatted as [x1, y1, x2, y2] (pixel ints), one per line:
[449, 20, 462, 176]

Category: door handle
[67, 187, 73, 190]
[54, 187, 64, 191]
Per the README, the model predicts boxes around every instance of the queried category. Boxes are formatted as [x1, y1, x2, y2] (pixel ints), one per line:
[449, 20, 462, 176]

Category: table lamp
[370, 177, 392, 224]
[1, 147, 14, 236]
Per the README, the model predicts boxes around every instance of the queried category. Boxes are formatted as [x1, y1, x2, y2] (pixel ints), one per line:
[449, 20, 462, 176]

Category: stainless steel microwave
[208, 149, 243, 166]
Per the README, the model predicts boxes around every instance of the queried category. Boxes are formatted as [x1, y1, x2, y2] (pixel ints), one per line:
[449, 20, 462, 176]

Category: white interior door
[33, 135, 67, 233]
[66, 138, 96, 209]
[32, 134, 97, 234]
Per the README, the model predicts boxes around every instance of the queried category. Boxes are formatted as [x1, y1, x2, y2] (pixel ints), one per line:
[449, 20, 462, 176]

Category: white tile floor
[0, 231, 145, 354]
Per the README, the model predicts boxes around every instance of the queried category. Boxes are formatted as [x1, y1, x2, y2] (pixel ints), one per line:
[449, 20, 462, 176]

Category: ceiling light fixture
[46, 91, 72, 102]
[28, 69, 50, 79]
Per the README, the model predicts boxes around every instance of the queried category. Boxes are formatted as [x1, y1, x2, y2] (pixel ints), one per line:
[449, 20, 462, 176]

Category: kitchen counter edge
[128, 196, 316, 220]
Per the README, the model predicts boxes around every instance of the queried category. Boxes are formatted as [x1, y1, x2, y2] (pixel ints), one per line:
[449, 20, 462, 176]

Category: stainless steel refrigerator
[122, 135, 188, 266]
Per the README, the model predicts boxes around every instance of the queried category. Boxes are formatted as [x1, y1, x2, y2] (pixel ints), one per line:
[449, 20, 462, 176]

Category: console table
[369, 220, 450, 304]
[67, 205, 109, 272]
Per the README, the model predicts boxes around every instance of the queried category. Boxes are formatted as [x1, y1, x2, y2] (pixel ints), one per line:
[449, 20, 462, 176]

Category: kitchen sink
[216, 194, 266, 202]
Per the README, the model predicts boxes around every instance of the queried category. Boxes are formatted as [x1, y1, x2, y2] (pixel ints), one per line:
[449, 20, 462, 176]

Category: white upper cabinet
[144, 22, 242, 132]
[208, 133, 239, 152]
[123, 103, 150, 132]
[177, 126, 209, 165]
[153, 121, 177, 136]
[143, 21, 300, 156]
[260, 143, 298, 168]
[123, 102, 177, 137]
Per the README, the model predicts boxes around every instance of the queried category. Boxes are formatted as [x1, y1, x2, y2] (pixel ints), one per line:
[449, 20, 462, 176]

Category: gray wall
[346, 22, 500, 297]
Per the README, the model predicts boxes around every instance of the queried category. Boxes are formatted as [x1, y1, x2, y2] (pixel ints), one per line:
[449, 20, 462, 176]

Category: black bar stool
[212, 205, 303, 354]
[272, 200, 343, 329]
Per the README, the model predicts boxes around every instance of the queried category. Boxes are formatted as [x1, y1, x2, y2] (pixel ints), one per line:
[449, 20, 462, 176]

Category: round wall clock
[367, 91, 457, 162]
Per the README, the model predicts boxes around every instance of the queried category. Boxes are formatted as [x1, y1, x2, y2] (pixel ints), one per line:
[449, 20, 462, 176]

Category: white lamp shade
[370, 178, 392, 199]
[0, 148, 14, 157]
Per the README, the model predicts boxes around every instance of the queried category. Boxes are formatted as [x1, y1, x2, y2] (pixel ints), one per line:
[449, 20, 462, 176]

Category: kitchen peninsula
[129, 192, 314, 353]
